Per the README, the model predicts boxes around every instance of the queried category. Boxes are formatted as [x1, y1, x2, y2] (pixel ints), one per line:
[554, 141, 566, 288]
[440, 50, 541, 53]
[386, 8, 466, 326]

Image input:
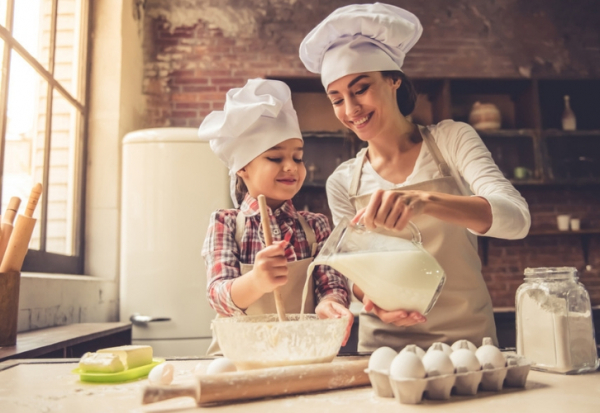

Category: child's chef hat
[198, 78, 302, 207]
[299, 3, 422, 89]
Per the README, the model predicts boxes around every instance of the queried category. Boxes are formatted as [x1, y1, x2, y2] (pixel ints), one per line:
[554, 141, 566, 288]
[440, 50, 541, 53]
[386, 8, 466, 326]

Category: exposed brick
[143, 3, 600, 307]
[171, 110, 197, 118]
[171, 93, 198, 102]
[174, 102, 211, 109]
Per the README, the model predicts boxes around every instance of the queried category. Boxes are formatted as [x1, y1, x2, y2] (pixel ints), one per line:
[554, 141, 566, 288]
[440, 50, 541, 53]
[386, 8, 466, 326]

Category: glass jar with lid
[516, 267, 599, 374]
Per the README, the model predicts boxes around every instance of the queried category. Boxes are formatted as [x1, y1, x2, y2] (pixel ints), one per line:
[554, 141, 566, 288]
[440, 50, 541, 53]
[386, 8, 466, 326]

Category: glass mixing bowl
[212, 314, 348, 370]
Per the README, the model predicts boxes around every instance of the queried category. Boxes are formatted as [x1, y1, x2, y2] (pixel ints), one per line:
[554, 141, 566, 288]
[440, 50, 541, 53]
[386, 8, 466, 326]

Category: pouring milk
[301, 219, 446, 316]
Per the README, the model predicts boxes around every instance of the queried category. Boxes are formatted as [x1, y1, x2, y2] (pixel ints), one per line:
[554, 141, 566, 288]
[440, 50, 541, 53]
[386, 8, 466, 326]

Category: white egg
[399, 344, 425, 359]
[206, 357, 237, 375]
[475, 338, 506, 369]
[450, 348, 481, 372]
[422, 350, 455, 376]
[427, 341, 453, 356]
[368, 346, 398, 373]
[148, 362, 174, 385]
[451, 339, 477, 353]
[194, 362, 205, 374]
[389, 351, 426, 379]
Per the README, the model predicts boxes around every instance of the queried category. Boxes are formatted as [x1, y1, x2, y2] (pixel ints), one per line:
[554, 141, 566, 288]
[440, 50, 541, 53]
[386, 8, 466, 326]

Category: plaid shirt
[202, 193, 349, 316]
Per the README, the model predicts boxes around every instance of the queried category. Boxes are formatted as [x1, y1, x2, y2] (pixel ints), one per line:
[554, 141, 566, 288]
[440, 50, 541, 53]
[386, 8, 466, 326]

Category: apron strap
[349, 147, 369, 197]
[236, 210, 318, 257]
[296, 214, 318, 257]
[235, 210, 246, 247]
[419, 126, 452, 177]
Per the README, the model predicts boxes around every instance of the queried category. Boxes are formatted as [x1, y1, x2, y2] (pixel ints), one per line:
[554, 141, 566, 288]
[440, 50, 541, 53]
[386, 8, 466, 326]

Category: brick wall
[141, 0, 600, 307]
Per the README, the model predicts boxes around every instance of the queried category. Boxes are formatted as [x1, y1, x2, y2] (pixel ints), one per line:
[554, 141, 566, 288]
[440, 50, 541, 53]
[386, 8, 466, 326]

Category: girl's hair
[381, 70, 417, 116]
[235, 175, 247, 206]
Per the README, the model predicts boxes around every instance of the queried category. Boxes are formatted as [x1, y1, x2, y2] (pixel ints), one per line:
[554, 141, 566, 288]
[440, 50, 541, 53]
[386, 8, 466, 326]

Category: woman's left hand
[315, 299, 354, 346]
[352, 189, 428, 231]
[363, 296, 427, 327]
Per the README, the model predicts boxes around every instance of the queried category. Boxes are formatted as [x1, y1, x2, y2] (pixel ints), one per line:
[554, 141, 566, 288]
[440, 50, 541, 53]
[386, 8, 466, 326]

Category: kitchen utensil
[570, 218, 581, 231]
[468, 102, 501, 130]
[0, 197, 21, 265]
[516, 267, 599, 374]
[312, 217, 445, 314]
[142, 358, 369, 406]
[257, 194, 286, 322]
[211, 313, 348, 370]
[72, 358, 165, 383]
[513, 166, 532, 180]
[0, 183, 42, 273]
[556, 214, 571, 231]
[0, 270, 20, 346]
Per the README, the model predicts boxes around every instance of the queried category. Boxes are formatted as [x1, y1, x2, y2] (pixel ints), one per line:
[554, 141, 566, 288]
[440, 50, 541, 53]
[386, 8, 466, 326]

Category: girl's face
[326, 71, 400, 141]
[237, 138, 306, 209]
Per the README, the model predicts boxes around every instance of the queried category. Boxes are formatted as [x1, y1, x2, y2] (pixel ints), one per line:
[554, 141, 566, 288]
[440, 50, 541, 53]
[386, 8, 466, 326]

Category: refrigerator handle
[130, 314, 172, 326]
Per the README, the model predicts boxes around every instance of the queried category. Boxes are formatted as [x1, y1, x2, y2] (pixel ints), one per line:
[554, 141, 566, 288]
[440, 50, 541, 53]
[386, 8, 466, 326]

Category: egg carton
[367, 353, 530, 405]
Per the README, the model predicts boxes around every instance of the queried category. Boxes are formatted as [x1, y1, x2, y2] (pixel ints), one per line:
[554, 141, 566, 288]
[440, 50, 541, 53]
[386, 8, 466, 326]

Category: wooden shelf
[0, 323, 132, 362]
[543, 129, 600, 137]
[480, 229, 600, 267]
[528, 229, 600, 236]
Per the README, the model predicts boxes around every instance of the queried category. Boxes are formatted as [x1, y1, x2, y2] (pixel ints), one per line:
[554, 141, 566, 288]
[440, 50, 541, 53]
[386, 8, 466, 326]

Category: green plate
[72, 358, 165, 383]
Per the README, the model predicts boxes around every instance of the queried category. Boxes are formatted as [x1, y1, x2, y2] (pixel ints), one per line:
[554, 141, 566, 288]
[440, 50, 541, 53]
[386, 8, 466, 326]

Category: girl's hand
[363, 296, 426, 327]
[352, 189, 428, 232]
[250, 241, 289, 293]
[315, 299, 354, 346]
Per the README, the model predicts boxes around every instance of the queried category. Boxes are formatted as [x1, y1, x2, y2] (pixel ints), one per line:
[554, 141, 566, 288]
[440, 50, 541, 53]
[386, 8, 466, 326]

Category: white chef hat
[299, 3, 423, 89]
[197, 78, 302, 207]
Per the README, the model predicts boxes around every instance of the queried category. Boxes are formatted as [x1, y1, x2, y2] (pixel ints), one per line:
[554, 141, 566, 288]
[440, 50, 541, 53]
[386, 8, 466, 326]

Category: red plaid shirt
[202, 194, 349, 316]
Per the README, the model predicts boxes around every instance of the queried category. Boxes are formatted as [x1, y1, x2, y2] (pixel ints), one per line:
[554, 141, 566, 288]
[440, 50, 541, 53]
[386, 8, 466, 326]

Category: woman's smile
[350, 112, 374, 128]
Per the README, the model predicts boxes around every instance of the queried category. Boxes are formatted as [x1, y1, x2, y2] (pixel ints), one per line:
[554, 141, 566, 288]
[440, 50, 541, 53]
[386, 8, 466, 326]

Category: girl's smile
[237, 138, 306, 209]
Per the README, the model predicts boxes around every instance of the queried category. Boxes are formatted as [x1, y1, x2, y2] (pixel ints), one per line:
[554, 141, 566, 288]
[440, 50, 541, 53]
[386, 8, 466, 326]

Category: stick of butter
[97, 345, 153, 370]
[79, 352, 125, 373]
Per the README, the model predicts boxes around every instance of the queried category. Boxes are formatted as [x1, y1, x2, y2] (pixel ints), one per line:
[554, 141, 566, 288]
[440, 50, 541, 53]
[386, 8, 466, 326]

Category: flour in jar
[301, 250, 445, 315]
[517, 289, 598, 373]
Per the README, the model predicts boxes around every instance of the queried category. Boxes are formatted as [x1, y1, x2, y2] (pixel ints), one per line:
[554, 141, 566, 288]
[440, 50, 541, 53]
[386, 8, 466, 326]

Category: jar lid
[524, 266, 578, 279]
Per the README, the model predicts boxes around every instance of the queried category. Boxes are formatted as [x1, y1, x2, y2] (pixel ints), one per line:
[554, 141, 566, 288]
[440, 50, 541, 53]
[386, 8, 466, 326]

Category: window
[0, 0, 89, 273]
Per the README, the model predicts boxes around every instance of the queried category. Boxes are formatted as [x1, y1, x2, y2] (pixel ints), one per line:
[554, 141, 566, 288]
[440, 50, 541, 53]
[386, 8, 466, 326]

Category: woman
[299, 3, 531, 351]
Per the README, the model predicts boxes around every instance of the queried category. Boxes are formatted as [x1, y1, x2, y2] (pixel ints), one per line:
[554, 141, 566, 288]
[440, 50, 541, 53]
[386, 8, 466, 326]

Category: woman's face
[326, 72, 400, 141]
[236, 138, 306, 209]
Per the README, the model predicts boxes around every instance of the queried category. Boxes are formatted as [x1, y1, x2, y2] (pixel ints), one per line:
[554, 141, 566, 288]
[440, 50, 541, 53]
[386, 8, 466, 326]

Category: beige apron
[206, 211, 318, 355]
[351, 126, 497, 352]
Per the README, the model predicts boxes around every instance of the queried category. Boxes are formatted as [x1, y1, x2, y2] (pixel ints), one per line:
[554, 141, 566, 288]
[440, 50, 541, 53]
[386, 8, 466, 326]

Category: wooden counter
[0, 357, 598, 412]
[0, 323, 132, 361]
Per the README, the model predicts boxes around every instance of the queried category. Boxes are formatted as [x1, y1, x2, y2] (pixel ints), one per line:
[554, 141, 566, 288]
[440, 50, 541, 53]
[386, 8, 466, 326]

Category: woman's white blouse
[326, 120, 531, 240]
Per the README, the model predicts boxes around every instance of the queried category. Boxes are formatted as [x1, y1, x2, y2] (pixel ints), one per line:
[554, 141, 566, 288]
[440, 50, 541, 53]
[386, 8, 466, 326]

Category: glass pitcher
[516, 267, 599, 374]
[314, 217, 446, 315]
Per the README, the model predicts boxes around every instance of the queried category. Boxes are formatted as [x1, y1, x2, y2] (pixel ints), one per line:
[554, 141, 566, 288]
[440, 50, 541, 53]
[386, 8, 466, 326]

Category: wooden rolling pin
[143, 359, 369, 406]
[257, 194, 286, 322]
[0, 197, 21, 265]
[0, 184, 42, 273]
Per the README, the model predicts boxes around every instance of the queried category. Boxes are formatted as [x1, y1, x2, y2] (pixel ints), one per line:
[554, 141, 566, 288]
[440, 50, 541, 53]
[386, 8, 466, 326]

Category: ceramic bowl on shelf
[468, 102, 501, 130]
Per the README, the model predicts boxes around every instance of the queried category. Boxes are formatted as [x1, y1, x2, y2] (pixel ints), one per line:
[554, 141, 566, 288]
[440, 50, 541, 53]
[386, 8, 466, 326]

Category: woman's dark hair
[381, 70, 417, 116]
[235, 175, 247, 206]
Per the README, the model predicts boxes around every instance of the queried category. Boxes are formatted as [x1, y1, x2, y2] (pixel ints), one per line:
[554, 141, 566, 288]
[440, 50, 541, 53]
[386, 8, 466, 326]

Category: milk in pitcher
[302, 249, 445, 316]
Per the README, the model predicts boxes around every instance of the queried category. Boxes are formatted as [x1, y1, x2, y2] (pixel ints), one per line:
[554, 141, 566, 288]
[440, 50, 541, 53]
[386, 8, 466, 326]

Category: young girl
[198, 78, 352, 355]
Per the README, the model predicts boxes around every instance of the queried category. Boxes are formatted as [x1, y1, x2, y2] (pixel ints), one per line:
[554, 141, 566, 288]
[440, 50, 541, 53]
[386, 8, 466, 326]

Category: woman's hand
[352, 189, 428, 232]
[363, 296, 426, 327]
[315, 299, 354, 346]
[250, 241, 289, 293]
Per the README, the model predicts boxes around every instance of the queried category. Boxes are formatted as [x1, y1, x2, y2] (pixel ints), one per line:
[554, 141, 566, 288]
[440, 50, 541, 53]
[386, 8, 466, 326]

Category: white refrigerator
[120, 127, 230, 357]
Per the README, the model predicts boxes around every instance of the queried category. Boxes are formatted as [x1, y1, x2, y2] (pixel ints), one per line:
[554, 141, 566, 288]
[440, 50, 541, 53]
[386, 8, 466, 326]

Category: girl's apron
[350, 126, 497, 352]
[206, 211, 317, 355]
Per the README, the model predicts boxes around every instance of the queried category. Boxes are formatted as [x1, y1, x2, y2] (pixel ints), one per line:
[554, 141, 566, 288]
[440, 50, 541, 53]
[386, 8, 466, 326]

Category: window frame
[0, 0, 90, 274]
